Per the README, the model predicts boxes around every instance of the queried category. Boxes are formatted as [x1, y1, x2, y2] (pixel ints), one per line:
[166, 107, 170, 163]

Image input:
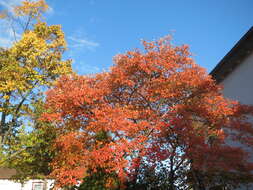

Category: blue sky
[1, 0, 253, 75]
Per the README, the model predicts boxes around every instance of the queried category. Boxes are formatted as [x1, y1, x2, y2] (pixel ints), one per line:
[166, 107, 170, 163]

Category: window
[32, 182, 44, 190]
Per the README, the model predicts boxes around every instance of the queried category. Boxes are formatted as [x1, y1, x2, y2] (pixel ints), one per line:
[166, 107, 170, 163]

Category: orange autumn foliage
[43, 36, 253, 188]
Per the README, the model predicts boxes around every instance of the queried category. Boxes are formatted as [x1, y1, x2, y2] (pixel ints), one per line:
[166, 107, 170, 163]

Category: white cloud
[72, 60, 101, 75]
[0, 0, 22, 12]
[47, 5, 54, 14]
[68, 36, 99, 50]
[0, 0, 54, 48]
[0, 0, 22, 47]
[0, 23, 19, 47]
[0, 37, 13, 47]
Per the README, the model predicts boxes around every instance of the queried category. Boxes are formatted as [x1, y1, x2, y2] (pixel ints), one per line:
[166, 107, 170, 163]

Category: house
[210, 27, 253, 190]
[0, 168, 54, 190]
[210, 26, 253, 105]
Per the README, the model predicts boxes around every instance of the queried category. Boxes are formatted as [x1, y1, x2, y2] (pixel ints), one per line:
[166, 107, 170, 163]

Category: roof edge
[210, 27, 253, 83]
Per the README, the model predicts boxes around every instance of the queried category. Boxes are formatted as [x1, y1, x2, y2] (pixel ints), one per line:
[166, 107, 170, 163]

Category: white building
[0, 168, 54, 190]
[210, 27, 253, 106]
[210, 27, 253, 190]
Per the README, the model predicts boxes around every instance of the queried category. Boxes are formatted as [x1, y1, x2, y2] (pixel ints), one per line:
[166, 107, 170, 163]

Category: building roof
[0, 168, 16, 179]
[210, 27, 253, 83]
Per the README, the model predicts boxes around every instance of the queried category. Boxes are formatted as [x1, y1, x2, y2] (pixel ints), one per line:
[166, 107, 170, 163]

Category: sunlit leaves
[14, 0, 48, 19]
[0, 0, 72, 180]
[44, 36, 253, 189]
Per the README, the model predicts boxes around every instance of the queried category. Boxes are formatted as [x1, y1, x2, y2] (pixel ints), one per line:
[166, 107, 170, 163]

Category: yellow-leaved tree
[0, 0, 72, 176]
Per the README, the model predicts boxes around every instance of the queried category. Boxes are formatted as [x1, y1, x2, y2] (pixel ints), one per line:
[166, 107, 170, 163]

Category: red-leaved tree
[43, 36, 253, 189]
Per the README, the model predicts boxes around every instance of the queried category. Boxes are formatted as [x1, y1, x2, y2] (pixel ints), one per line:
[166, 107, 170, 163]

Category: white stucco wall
[0, 179, 54, 190]
[220, 52, 253, 190]
[221, 52, 253, 105]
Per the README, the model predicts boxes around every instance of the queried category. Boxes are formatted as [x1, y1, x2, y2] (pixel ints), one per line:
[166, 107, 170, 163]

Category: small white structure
[0, 168, 54, 190]
[210, 27, 253, 190]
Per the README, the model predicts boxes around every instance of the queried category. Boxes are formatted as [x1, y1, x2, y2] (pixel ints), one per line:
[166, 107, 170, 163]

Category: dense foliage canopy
[0, 0, 72, 180]
[1, 1, 252, 189]
[43, 36, 253, 189]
